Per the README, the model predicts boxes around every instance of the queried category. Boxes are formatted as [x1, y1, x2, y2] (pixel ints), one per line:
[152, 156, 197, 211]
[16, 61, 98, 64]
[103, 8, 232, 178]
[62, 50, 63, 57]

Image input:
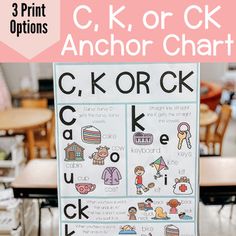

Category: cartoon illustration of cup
[75, 183, 96, 194]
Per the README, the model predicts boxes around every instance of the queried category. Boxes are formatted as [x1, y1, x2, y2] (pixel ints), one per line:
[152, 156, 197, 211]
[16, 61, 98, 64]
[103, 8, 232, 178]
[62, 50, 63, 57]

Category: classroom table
[200, 105, 218, 127]
[12, 159, 57, 236]
[0, 108, 52, 160]
[200, 157, 236, 197]
[12, 157, 236, 199]
[12, 159, 57, 198]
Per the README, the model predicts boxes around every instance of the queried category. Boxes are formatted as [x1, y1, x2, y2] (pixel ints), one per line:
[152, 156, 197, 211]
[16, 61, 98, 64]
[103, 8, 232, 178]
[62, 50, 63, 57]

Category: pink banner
[0, 0, 235, 62]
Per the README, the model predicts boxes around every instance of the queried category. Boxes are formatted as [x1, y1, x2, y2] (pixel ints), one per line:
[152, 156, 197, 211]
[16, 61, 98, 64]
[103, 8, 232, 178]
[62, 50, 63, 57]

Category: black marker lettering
[59, 106, 76, 126]
[65, 224, 75, 236]
[132, 105, 145, 132]
[91, 72, 106, 94]
[137, 71, 150, 94]
[59, 72, 76, 95]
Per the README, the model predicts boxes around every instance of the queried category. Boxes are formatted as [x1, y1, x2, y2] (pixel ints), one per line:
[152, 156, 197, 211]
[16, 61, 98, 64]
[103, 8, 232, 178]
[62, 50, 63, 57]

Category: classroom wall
[1, 63, 53, 92]
[1, 63, 31, 92]
[200, 63, 227, 83]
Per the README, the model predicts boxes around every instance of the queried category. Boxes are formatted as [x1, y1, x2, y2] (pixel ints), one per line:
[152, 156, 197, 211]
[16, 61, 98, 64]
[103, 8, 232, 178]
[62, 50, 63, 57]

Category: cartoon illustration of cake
[164, 224, 179, 236]
[81, 125, 101, 144]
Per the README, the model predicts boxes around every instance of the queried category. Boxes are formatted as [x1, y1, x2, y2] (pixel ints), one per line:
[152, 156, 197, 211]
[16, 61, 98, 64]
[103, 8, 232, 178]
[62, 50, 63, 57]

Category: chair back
[215, 104, 232, 139]
[21, 98, 48, 108]
[49, 113, 55, 156]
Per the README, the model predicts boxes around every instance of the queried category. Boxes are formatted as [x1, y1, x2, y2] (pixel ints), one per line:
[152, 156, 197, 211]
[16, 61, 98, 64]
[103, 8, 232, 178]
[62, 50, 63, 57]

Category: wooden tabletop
[0, 108, 52, 130]
[200, 157, 236, 187]
[11, 157, 236, 193]
[12, 159, 57, 189]
[12, 91, 54, 100]
[200, 104, 218, 127]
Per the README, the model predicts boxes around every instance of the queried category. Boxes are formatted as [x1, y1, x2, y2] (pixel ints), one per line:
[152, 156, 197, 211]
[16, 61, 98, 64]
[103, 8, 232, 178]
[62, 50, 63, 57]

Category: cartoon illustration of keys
[177, 122, 191, 150]
[177, 131, 187, 150]
[185, 129, 192, 149]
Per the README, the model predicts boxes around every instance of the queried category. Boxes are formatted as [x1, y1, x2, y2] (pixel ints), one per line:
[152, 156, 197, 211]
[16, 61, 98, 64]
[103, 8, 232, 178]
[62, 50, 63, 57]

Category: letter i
[164, 174, 168, 185]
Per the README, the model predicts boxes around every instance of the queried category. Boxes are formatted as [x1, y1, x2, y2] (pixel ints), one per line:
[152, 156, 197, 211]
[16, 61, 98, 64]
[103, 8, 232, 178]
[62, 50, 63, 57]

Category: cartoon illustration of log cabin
[64, 142, 84, 161]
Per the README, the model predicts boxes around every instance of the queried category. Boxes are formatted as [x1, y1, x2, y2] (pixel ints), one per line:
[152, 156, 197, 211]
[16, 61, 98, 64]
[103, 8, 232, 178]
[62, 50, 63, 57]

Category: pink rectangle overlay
[0, 0, 235, 62]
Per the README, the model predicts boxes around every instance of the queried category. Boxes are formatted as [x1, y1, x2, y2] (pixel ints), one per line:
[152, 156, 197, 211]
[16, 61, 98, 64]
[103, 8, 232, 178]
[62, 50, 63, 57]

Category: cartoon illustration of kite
[150, 156, 169, 179]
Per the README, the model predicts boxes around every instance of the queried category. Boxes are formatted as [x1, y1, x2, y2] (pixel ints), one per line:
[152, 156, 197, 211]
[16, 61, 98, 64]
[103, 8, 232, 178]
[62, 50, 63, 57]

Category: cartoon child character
[167, 199, 181, 214]
[128, 207, 137, 220]
[134, 166, 149, 195]
[119, 225, 136, 234]
[144, 198, 153, 211]
[178, 212, 193, 220]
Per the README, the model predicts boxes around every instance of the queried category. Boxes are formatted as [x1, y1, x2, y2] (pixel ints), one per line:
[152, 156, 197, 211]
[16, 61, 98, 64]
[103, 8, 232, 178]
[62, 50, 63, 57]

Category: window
[75, 152, 81, 157]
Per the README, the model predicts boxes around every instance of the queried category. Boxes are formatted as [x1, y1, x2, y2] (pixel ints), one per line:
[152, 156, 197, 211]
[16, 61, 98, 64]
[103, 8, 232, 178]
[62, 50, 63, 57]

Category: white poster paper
[54, 63, 199, 236]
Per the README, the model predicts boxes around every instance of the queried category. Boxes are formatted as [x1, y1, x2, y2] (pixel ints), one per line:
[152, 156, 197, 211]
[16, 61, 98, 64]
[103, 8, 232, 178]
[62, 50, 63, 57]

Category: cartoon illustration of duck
[152, 207, 170, 220]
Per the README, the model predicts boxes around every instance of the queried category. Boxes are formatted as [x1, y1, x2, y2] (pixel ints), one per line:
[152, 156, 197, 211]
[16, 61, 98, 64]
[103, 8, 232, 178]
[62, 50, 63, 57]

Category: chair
[200, 81, 222, 110]
[201, 195, 236, 219]
[33, 114, 55, 158]
[200, 104, 232, 155]
[21, 99, 55, 158]
[21, 98, 47, 108]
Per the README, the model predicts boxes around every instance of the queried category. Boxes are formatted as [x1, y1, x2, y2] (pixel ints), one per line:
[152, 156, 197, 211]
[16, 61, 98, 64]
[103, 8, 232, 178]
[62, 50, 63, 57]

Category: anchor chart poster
[54, 63, 200, 236]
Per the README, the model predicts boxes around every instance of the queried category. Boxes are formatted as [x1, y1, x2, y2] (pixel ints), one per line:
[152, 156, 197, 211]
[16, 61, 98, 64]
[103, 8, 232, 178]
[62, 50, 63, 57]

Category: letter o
[116, 72, 135, 94]
[143, 11, 159, 29]
[110, 152, 120, 162]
